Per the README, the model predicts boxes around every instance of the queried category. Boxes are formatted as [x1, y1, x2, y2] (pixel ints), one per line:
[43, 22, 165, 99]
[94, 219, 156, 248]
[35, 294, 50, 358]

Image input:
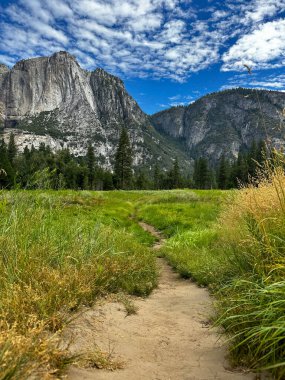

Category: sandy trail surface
[65, 223, 256, 380]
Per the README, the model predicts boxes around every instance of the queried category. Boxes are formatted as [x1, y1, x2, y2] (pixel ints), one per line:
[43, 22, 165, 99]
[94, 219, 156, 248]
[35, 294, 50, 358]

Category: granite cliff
[0, 51, 190, 169]
[1, 52, 285, 169]
[151, 88, 285, 162]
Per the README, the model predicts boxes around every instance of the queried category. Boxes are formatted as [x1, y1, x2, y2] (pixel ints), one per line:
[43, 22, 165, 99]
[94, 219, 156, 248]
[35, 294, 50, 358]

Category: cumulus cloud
[243, 0, 285, 22]
[222, 19, 285, 70]
[0, 0, 284, 81]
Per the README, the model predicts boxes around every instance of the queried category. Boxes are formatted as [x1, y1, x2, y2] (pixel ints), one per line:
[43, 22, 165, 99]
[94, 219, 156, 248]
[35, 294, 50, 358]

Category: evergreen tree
[114, 128, 133, 189]
[86, 143, 96, 189]
[227, 160, 238, 188]
[193, 158, 210, 189]
[77, 165, 89, 190]
[102, 172, 114, 190]
[217, 155, 229, 189]
[7, 132, 17, 163]
[235, 151, 248, 185]
[208, 168, 217, 189]
[256, 140, 267, 168]
[199, 158, 211, 189]
[193, 159, 200, 188]
[135, 170, 149, 189]
[171, 158, 181, 189]
[153, 163, 161, 190]
[0, 139, 14, 188]
[247, 140, 258, 177]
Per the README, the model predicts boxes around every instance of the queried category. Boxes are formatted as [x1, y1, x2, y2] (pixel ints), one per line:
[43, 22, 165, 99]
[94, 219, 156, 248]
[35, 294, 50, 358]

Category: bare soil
[65, 222, 257, 380]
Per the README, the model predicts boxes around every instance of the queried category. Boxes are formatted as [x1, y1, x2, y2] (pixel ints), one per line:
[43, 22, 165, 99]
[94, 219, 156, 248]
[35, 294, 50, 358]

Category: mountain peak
[50, 51, 77, 63]
[0, 52, 190, 171]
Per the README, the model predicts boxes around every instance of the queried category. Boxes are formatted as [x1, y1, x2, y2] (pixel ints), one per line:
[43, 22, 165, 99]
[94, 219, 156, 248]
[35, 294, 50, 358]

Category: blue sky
[0, 0, 285, 114]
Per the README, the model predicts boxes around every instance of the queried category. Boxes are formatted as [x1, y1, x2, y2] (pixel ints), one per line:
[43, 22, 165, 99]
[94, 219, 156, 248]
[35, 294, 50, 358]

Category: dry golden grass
[215, 163, 285, 378]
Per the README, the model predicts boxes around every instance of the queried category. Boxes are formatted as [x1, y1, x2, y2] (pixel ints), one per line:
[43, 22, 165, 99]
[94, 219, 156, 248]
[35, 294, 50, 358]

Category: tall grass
[0, 191, 157, 379]
[2, 184, 285, 378]
[137, 189, 229, 286]
[215, 165, 285, 379]
[135, 178, 285, 377]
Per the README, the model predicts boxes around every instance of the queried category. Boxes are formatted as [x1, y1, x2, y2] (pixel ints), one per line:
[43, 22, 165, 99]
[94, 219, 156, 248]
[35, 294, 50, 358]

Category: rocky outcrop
[151, 88, 285, 162]
[0, 64, 10, 129]
[0, 52, 190, 169]
[2, 51, 285, 168]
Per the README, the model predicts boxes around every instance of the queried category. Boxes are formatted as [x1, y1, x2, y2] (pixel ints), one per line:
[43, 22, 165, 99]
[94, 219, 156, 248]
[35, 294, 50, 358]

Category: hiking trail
[65, 222, 257, 380]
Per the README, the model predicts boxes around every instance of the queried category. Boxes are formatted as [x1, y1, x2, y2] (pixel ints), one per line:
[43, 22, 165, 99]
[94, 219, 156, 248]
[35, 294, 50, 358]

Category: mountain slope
[0, 51, 191, 170]
[151, 88, 285, 162]
[2, 52, 285, 169]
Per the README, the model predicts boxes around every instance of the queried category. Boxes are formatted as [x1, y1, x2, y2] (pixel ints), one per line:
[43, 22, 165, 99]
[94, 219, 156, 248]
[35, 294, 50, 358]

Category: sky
[0, 0, 285, 114]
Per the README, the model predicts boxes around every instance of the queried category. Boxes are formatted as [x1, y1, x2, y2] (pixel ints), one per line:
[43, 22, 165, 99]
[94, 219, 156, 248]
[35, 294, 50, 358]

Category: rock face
[2, 51, 285, 168]
[0, 64, 10, 128]
[0, 51, 190, 169]
[151, 88, 285, 162]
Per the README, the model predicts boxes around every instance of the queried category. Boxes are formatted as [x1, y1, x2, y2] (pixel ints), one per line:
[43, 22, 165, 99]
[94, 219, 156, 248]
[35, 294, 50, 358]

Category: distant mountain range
[1, 51, 285, 170]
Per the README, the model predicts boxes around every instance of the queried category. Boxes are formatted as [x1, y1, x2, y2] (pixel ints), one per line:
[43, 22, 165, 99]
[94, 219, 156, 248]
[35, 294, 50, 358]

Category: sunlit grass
[0, 190, 157, 379]
[1, 184, 284, 378]
[135, 181, 285, 378]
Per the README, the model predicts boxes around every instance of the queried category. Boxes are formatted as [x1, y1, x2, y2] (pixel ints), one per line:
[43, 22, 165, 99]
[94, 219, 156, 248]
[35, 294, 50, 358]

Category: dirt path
[65, 222, 256, 380]
[138, 221, 166, 249]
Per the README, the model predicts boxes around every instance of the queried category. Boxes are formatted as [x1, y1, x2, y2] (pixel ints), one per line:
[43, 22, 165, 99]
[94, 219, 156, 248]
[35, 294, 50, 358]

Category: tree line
[0, 128, 268, 190]
[192, 140, 268, 189]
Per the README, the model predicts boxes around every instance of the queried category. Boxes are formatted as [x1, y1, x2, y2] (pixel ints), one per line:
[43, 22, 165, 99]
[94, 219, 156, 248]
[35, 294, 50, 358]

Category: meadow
[0, 181, 284, 379]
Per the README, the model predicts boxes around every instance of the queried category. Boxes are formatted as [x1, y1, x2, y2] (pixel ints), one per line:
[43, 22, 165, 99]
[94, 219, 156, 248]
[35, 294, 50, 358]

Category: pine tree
[102, 171, 114, 190]
[193, 159, 200, 188]
[7, 132, 17, 163]
[114, 128, 133, 189]
[236, 151, 248, 185]
[153, 163, 161, 190]
[193, 157, 210, 189]
[247, 140, 258, 177]
[86, 143, 96, 189]
[199, 158, 210, 189]
[0, 139, 15, 188]
[171, 158, 181, 189]
[135, 170, 149, 189]
[256, 140, 267, 168]
[217, 155, 229, 189]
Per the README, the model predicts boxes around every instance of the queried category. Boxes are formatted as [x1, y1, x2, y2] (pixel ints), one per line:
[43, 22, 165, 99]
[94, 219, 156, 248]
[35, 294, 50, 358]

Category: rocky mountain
[1, 52, 285, 170]
[151, 88, 285, 162]
[0, 51, 190, 169]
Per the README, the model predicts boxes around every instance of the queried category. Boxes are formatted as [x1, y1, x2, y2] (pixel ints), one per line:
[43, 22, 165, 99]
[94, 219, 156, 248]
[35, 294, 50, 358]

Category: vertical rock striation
[151, 88, 285, 162]
[0, 51, 190, 169]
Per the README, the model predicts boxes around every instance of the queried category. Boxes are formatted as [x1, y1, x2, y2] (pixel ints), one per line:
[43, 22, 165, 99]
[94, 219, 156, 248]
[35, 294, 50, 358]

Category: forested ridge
[0, 129, 268, 191]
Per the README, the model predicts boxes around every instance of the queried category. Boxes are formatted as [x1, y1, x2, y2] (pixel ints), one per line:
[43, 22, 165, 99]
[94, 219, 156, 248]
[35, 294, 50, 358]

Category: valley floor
[0, 187, 283, 379]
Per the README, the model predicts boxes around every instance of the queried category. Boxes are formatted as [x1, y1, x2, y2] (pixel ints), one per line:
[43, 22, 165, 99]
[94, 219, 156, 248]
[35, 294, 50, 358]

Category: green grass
[135, 186, 285, 378]
[0, 186, 284, 379]
[136, 189, 223, 236]
[135, 189, 229, 286]
[0, 190, 157, 379]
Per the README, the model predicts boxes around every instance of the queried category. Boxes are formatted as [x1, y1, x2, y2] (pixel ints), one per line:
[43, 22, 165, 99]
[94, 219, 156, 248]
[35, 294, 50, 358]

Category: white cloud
[0, 0, 284, 82]
[167, 94, 195, 107]
[251, 80, 285, 88]
[0, 54, 15, 66]
[222, 19, 285, 70]
[46, 0, 73, 19]
[244, 0, 285, 22]
[221, 73, 285, 92]
[168, 95, 181, 100]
